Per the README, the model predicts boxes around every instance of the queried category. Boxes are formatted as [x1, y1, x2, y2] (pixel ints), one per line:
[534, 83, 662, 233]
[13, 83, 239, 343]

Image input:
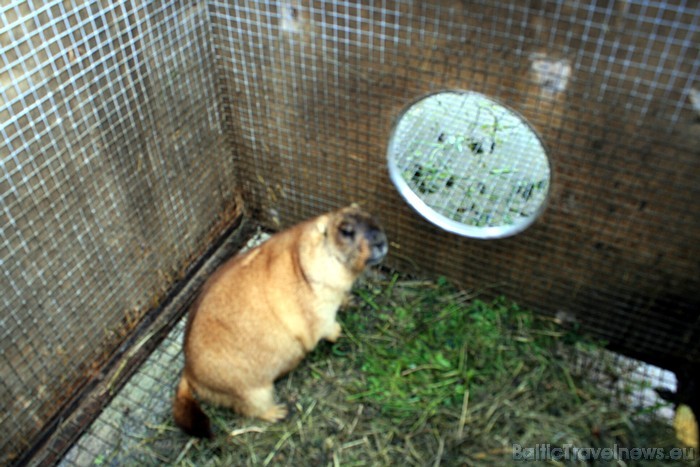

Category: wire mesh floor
[56, 312, 680, 465]
[54, 234, 680, 466]
[59, 319, 187, 466]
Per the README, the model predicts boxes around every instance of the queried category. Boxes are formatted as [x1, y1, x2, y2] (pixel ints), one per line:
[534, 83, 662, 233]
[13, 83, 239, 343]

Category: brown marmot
[173, 205, 388, 438]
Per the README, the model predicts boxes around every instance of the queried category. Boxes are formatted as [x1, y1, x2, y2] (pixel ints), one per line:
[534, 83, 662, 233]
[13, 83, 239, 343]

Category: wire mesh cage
[2, 0, 699, 464]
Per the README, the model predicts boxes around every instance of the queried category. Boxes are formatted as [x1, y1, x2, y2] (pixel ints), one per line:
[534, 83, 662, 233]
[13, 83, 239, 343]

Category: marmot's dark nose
[366, 228, 388, 265]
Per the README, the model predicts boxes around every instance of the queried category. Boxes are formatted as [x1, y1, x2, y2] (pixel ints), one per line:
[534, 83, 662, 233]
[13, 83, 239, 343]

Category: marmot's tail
[173, 375, 213, 438]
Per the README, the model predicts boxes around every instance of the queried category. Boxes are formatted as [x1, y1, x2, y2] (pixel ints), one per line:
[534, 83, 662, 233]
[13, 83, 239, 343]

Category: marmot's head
[325, 204, 388, 274]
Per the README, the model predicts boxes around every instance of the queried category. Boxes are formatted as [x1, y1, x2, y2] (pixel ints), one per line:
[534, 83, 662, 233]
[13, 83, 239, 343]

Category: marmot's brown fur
[173, 205, 387, 438]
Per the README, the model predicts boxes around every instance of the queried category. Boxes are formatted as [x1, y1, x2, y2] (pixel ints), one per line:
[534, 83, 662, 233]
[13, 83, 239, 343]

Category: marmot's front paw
[326, 322, 342, 343]
[259, 403, 288, 422]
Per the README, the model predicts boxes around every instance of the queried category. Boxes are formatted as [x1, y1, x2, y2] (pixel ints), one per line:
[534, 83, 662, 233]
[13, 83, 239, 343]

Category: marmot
[173, 205, 388, 438]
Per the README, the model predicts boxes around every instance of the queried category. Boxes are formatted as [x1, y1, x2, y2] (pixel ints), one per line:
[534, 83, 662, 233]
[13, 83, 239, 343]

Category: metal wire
[58, 318, 186, 466]
[1, 1, 235, 463]
[387, 90, 551, 238]
[2, 0, 699, 463]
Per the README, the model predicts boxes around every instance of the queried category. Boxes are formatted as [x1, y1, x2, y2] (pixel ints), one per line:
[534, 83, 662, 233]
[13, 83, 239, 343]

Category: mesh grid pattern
[2, 0, 699, 463]
[209, 0, 699, 363]
[387, 90, 550, 236]
[58, 318, 186, 466]
[1, 1, 238, 462]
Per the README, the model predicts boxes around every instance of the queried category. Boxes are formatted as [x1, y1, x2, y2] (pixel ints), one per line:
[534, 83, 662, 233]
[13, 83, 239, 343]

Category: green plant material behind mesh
[340, 275, 682, 462]
[346, 280, 586, 422]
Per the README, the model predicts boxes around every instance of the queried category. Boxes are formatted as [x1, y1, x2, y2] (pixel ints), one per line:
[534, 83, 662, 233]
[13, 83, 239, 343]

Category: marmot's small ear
[315, 217, 328, 235]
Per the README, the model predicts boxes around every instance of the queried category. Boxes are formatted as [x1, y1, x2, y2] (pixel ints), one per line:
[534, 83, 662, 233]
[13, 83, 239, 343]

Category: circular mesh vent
[388, 90, 551, 239]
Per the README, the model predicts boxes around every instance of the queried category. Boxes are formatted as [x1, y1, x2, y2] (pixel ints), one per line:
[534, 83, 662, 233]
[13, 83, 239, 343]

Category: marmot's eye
[339, 223, 355, 239]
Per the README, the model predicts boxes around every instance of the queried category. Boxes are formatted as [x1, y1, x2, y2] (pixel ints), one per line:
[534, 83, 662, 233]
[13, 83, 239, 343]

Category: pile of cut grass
[163, 272, 688, 466]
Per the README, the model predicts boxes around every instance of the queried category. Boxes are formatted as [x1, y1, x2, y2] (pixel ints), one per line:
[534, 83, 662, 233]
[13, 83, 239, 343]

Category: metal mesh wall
[2, 0, 699, 463]
[1, 1, 240, 463]
[210, 0, 699, 364]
